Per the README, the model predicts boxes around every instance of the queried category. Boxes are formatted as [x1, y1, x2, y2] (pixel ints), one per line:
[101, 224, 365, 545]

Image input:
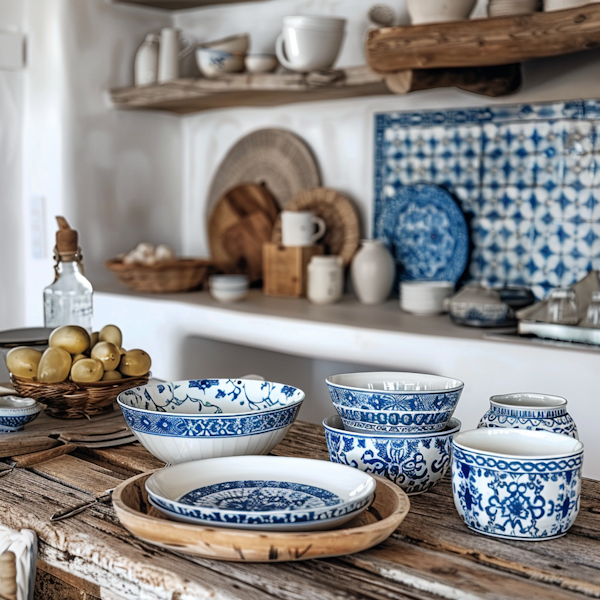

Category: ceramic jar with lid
[308, 256, 344, 305]
[478, 392, 578, 438]
[350, 240, 395, 305]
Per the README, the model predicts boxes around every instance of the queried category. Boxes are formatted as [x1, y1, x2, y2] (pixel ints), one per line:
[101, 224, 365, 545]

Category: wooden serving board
[113, 472, 410, 563]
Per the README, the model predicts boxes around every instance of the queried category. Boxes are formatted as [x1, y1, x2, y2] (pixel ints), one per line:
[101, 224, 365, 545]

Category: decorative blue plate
[375, 184, 469, 282]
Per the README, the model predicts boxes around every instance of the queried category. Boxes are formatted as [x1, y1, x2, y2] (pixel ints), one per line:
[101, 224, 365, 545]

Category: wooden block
[262, 243, 323, 297]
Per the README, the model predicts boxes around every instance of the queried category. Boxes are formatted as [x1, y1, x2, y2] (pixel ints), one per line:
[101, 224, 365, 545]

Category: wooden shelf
[366, 3, 600, 72]
[112, 0, 259, 10]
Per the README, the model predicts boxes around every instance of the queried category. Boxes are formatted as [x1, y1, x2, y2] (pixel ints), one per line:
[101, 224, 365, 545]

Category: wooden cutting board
[208, 183, 280, 282]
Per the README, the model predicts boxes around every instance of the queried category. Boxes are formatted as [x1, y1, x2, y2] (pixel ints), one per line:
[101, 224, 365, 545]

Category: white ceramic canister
[308, 256, 344, 305]
[350, 240, 395, 305]
[158, 28, 195, 83]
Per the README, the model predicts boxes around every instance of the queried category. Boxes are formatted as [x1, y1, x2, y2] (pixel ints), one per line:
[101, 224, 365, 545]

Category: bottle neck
[56, 255, 83, 275]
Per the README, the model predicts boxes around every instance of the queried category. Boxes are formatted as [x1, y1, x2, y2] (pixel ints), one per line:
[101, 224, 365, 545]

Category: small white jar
[307, 256, 344, 305]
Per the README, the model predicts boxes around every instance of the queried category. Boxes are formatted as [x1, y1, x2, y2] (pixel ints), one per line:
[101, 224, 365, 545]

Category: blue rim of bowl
[323, 415, 461, 438]
[325, 372, 464, 394]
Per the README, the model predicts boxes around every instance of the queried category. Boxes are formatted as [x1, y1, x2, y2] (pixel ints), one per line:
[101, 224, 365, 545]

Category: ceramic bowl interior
[209, 274, 249, 289]
[454, 427, 582, 457]
[489, 392, 567, 410]
[327, 372, 463, 393]
[0, 396, 40, 415]
[118, 379, 304, 417]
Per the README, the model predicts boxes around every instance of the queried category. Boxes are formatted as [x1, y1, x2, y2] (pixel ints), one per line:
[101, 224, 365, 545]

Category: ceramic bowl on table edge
[117, 379, 305, 464]
[0, 396, 42, 432]
[196, 49, 245, 78]
[452, 427, 583, 540]
[324, 415, 461, 495]
[326, 372, 464, 413]
[209, 274, 249, 302]
[333, 402, 455, 433]
[144, 455, 376, 530]
[478, 392, 578, 439]
[399, 281, 455, 316]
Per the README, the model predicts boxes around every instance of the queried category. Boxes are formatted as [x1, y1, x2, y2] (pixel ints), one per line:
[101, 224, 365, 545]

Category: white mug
[158, 28, 195, 83]
[281, 211, 326, 247]
[275, 16, 346, 73]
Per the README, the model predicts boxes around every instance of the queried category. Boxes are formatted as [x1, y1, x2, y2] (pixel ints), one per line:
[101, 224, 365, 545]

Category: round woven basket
[10, 373, 149, 419]
[105, 258, 212, 293]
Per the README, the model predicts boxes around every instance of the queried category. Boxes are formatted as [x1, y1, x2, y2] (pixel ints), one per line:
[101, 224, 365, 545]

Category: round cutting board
[271, 187, 361, 266]
[207, 129, 321, 212]
[208, 182, 279, 282]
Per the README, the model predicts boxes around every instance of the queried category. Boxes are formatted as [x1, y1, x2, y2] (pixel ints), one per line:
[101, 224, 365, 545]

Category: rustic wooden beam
[366, 3, 600, 72]
[111, 0, 261, 9]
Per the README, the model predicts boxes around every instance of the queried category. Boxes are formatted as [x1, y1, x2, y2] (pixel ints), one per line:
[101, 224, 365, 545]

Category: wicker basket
[105, 258, 212, 293]
[10, 373, 149, 419]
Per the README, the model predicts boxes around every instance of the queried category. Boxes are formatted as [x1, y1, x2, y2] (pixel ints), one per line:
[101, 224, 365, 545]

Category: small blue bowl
[0, 396, 42, 432]
[324, 415, 461, 495]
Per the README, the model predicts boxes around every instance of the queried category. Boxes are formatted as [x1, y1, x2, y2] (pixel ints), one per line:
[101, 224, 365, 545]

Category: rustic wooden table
[0, 418, 599, 600]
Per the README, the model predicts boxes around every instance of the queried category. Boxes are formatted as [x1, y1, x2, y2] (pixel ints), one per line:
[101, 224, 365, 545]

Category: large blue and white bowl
[117, 379, 305, 464]
[0, 396, 42, 432]
[324, 415, 461, 495]
[326, 372, 463, 433]
[452, 428, 583, 540]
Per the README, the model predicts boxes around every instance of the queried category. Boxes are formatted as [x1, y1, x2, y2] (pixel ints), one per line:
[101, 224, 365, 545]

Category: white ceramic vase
[134, 33, 160, 86]
[351, 240, 395, 305]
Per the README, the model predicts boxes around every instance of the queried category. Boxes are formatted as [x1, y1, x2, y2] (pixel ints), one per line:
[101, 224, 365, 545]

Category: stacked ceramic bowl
[324, 372, 463, 495]
[144, 455, 377, 531]
[196, 34, 249, 78]
[117, 378, 305, 464]
[487, 0, 541, 16]
[399, 281, 455, 315]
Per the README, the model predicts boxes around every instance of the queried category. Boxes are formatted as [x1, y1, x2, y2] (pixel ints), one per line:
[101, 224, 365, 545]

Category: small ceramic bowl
[400, 281, 455, 315]
[244, 54, 278, 74]
[117, 378, 305, 464]
[196, 49, 245, 78]
[332, 402, 455, 433]
[199, 33, 250, 54]
[209, 274, 249, 303]
[0, 396, 42, 432]
[406, 0, 477, 23]
[326, 372, 464, 413]
[478, 392, 578, 438]
[325, 415, 460, 495]
[452, 428, 583, 540]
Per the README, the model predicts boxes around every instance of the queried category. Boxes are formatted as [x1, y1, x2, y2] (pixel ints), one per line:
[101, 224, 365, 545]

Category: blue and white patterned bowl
[324, 415, 461, 495]
[452, 428, 583, 540]
[326, 372, 463, 432]
[117, 379, 305, 464]
[478, 392, 578, 439]
[0, 396, 42, 432]
[145, 455, 376, 531]
[333, 403, 454, 433]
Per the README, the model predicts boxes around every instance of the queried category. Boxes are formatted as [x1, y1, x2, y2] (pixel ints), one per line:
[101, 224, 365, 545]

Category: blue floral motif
[335, 405, 452, 433]
[451, 444, 583, 539]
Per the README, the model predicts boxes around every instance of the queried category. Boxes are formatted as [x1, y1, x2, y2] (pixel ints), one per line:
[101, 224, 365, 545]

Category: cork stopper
[55, 216, 78, 254]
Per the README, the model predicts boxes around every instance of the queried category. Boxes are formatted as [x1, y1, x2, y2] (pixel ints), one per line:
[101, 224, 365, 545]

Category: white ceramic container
[478, 392, 578, 438]
[200, 33, 250, 54]
[452, 428, 583, 540]
[325, 415, 461, 495]
[158, 27, 195, 83]
[145, 455, 376, 531]
[117, 379, 305, 464]
[0, 396, 42, 432]
[406, 0, 477, 24]
[134, 33, 160, 86]
[275, 16, 346, 73]
[281, 211, 326, 247]
[209, 274, 249, 302]
[245, 54, 278, 73]
[400, 281, 454, 315]
[351, 240, 395, 305]
[196, 49, 245, 78]
[307, 256, 344, 305]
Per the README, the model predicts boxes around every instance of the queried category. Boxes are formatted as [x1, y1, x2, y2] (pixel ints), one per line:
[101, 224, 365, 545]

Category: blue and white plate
[145, 455, 376, 531]
[375, 184, 469, 282]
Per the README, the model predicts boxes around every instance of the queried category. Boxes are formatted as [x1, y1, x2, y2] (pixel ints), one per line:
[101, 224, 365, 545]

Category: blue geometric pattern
[452, 444, 583, 539]
[478, 405, 578, 438]
[0, 413, 40, 431]
[375, 100, 600, 298]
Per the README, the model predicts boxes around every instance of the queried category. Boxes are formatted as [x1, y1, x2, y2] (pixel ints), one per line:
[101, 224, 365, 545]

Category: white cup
[281, 211, 326, 247]
[275, 16, 346, 73]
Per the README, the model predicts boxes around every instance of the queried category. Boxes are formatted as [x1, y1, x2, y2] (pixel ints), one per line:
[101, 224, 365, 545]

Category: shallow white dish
[245, 54, 278, 73]
[145, 455, 376, 530]
[118, 379, 305, 464]
[0, 396, 42, 432]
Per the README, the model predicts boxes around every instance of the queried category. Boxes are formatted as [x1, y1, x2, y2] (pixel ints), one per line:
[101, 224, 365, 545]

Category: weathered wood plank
[113, 0, 262, 9]
[76, 443, 164, 474]
[366, 4, 600, 72]
[36, 560, 101, 600]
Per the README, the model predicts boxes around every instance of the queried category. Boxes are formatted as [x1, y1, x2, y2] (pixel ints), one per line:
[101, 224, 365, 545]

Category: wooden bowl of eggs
[105, 243, 213, 293]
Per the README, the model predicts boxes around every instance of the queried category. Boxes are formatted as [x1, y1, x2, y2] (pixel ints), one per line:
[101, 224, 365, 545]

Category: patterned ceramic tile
[375, 100, 600, 298]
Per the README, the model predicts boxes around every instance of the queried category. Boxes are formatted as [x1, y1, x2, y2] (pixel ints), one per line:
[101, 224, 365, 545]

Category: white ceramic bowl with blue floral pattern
[324, 415, 461, 495]
[144, 455, 376, 531]
[478, 392, 578, 439]
[326, 372, 463, 433]
[0, 396, 42, 432]
[452, 428, 584, 540]
[117, 379, 305, 465]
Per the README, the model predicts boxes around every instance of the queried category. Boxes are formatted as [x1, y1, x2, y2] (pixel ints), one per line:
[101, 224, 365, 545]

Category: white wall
[0, 1, 24, 329]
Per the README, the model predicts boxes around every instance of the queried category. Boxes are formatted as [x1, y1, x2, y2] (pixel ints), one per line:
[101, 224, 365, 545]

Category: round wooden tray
[113, 472, 410, 563]
[270, 187, 361, 266]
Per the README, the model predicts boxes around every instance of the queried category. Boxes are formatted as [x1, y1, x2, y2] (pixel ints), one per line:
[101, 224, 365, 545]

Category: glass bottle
[582, 290, 600, 328]
[43, 217, 93, 332]
[545, 287, 578, 325]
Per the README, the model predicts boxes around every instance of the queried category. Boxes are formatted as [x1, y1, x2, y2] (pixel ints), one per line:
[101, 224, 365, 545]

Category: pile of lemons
[7, 325, 152, 383]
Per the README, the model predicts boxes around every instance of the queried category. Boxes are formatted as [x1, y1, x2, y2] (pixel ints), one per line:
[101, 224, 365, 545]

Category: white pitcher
[158, 28, 195, 83]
